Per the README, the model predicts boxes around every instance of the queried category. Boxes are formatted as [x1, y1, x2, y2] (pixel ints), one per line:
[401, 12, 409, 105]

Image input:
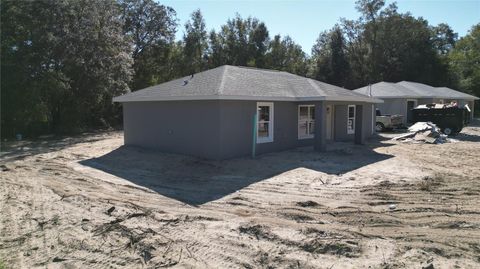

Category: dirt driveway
[1, 122, 480, 268]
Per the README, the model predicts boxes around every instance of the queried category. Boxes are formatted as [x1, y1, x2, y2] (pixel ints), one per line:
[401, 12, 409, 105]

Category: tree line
[1, 0, 479, 138]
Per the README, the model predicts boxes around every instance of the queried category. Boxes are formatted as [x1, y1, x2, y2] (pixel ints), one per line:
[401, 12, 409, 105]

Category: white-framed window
[347, 105, 356, 134]
[257, 102, 274, 143]
[298, 105, 315, 139]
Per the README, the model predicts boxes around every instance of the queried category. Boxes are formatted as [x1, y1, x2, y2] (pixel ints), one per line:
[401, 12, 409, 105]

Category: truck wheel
[375, 122, 385, 132]
[443, 127, 452, 135]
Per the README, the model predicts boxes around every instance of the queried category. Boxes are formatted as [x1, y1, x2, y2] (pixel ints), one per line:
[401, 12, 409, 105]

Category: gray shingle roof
[354, 81, 478, 100]
[113, 65, 381, 103]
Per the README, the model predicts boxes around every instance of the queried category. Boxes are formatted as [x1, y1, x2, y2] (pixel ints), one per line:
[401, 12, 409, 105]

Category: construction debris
[392, 122, 450, 144]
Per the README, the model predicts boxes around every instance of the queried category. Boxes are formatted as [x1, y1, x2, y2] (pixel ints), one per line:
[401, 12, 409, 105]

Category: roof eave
[362, 95, 478, 100]
[113, 95, 382, 103]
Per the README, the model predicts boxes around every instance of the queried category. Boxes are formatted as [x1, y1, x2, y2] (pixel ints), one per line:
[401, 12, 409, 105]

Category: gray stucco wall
[469, 101, 475, 119]
[254, 101, 311, 155]
[332, 102, 373, 142]
[217, 101, 317, 158]
[375, 98, 411, 124]
[376, 97, 476, 124]
[217, 101, 255, 159]
[334, 105, 349, 141]
[123, 100, 376, 159]
[362, 104, 375, 138]
[123, 101, 222, 159]
[376, 98, 433, 124]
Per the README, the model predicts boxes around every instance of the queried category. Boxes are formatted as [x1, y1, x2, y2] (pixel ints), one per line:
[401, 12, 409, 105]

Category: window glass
[298, 105, 315, 139]
[258, 122, 269, 138]
[257, 102, 273, 143]
[308, 122, 315, 135]
[299, 106, 309, 120]
[259, 106, 270, 121]
[347, 105, 355, 134]
[347, 119, 354, 130]
[298, 122, 308, 136]
[348, 106, 355, 118]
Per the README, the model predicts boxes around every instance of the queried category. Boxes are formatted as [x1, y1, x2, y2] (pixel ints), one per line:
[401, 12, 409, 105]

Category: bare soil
[1, 121, 480, 268]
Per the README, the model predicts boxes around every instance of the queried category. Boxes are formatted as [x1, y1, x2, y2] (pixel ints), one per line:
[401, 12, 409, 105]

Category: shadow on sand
[455, 133, 480, 142]
[80, 140, 394, 206]
[0, 131, 118, 162]
[455, 118, 480, 142]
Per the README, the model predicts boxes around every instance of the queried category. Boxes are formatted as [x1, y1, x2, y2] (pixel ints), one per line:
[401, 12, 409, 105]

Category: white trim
[347, 105, 356, 135]
[113, 94, 384, 103]
[298, 105, 315, 140]
[256, 102, 274, 143]
[406, 99, 417, 123]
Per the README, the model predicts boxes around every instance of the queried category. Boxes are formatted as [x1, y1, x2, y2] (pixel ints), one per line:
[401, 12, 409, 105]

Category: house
[354, 81, 478, 124]
[113, 65, 382, 159]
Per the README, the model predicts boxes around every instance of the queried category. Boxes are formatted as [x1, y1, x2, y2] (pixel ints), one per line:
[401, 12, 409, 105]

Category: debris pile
[392, 122, 451, 144]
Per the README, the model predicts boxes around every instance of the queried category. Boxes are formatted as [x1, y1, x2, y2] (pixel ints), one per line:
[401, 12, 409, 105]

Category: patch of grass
[296, 200, 320, 208]
[419, 176, 434, 191]
[0, 259, 6, 269]
[378, 180, 395, 188]
[301, 227, 326, 236]
[51, 214, 60, 225]
[301, 240, 360, 257]
[185, 215, 220, 222]
[423, 247, 446, 257]
[419, 174, 444, 192]
[239, 224, 278, 241]
[282, 212, 315, 222]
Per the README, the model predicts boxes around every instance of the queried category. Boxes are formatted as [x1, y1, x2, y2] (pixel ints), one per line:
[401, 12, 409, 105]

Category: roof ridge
[229, 65, 285, 73]
[113, 65, 385, 103]
[217, 65, 228, 95]
[307, 78, 322, 94]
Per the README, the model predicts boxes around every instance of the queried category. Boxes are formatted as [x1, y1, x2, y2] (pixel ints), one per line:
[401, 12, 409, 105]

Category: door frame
[406, 99, 417, 123]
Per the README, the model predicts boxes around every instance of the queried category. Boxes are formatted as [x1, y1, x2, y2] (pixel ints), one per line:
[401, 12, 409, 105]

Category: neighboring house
[113, 65, 381, 159]
[354, 81, 479, 124]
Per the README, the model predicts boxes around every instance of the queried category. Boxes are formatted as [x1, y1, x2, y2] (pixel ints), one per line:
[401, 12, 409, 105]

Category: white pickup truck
[376, 109, 404, 132]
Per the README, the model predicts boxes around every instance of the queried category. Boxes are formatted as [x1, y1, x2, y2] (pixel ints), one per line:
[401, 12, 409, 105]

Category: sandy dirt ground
[1, 121, 480, 269]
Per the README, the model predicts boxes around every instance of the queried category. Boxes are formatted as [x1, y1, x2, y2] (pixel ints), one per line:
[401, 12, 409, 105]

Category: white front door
[326, 105, 333, 140]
